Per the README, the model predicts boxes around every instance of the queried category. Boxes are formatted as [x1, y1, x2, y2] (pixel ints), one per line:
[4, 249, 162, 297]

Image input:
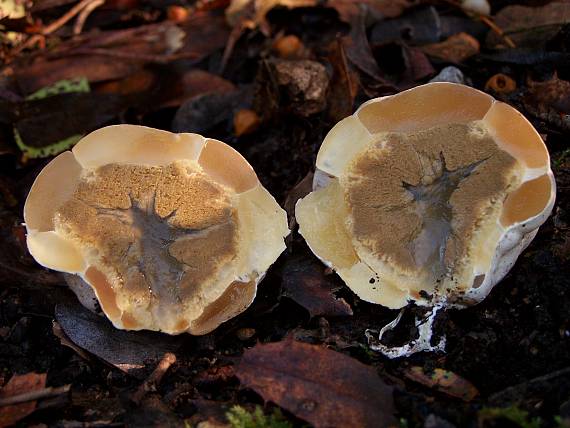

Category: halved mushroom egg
[296, 82, 555, 309]
[25, 125, 289, 334]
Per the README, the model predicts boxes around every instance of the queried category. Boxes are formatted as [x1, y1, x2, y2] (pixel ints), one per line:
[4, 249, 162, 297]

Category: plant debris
[236, 340, 396, 428]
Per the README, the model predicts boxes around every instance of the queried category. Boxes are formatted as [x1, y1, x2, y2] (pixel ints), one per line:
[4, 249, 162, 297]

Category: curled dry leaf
[236, 340, 396, 428]
[0, 372, 46, 428]
[421, 32, 480, 64]
[281, 256, 353, 318]
[486, 2, 570, 49]
[404, 367, 479, 401]
[55, 302, 183, 379]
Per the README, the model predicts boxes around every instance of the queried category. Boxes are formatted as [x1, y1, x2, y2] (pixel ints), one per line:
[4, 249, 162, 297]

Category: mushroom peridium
[24, 125, 289, 335]
[296, 82, 555, 309]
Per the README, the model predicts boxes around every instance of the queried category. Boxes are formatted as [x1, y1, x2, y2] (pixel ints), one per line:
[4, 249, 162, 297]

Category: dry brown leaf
[0, 373, 46, 428]
[281, 256, 353, 318]
[236, 340, 396, 428]
[404, 367, 479, 401]
[421, 32, 480, 64]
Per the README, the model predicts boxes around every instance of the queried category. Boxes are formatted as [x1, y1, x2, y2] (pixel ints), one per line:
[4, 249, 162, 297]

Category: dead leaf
[5, 91, 125, 159]
[14, 13, 229, 94]
[487, 2, 570, 49]
[327, 39, 358, 123]
[0, 373, 46, 428]
[330, 0, 419, 24]
[404, 367, 479, 401]
[342, 7, 384, 81]
[283, 171, 313, 230]
[421, 32, 480, 63]
[55, 301, 183, 379]
[370, 6, 441, 46]
[281, 256, 353, 318]
[236, 340, 396, 428]
[172, 89, 243, 134]
[14, 21, 183, 94]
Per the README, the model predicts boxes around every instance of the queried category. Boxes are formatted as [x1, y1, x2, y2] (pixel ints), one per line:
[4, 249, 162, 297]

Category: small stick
[10, 0, 104, 56]
[0, 385, 70, 407]
[73, 0, 105, 35]
[41, 0, 101, 35]
[132, 352, 176, 404]
[479, 15, 516, 48]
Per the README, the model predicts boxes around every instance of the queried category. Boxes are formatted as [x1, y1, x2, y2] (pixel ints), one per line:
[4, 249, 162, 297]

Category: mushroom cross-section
[296, 83, 555, 309]
[24, 125, 290, 335]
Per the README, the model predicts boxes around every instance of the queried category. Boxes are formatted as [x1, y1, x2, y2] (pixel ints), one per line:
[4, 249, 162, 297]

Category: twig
[132, 352, 176, 404]
[479, 15, 516, 48]
[0, 385, 70, 407]
[41, 0, 101, 35]
[60, 47, 201, 63]
[73, 0, 105, 35]
[10, 0, 105, 56]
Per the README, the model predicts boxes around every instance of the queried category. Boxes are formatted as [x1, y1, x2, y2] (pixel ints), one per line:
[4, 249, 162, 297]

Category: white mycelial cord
[365, 303, 446, 359]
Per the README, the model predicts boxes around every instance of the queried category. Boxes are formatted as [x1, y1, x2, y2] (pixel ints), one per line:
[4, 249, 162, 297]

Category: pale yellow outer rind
[297, 82, 556, 309]
[24, 125, 290, 335]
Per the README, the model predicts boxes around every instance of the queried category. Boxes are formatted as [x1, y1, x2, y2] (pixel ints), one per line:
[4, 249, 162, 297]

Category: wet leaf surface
[281, 256, 353, 318]
[236, 340, 396, 428]
[55, 301, 183, 378]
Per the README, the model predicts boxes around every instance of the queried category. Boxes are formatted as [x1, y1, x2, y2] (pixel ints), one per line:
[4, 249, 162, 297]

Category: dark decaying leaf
[0, 372, 46, 428]
[236, 340, 396, 428]
[55, 302, 183, 379]
[327, 40, 359, 123]
[281, 256, 353, 318]
[342, 6, 384, 81]
[370, 6, 441, 45]
[330, 0, 418, 24]
[172, 90, 241, 134]
[14, 13, 229, 95]
[486, 2, 570, 49]
[7, 92, 125, 157]
[283, 171, 313, 231]
[404, 367, 479, 402]
[14, 22, 183, 94]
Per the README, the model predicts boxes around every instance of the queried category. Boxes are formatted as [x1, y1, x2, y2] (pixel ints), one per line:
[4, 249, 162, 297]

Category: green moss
[226, 405, 293, 428]
[479, 406, 541, 428]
